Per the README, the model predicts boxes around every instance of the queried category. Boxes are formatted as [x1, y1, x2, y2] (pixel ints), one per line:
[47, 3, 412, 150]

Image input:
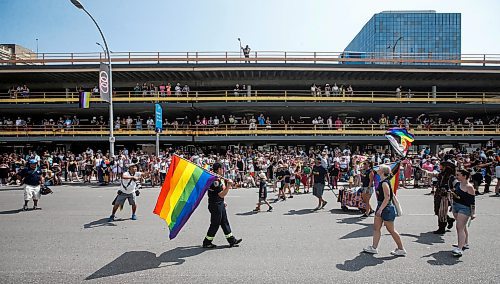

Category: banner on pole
[99, 63, 110, 102]
[155, 103, 163, 133]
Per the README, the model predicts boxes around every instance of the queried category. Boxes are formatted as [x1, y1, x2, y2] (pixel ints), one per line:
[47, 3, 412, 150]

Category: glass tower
[343, 11, 461, 64]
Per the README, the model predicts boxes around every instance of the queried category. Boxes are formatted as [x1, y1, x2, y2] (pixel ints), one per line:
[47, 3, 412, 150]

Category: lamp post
[391, 36, 404, 63]
[238, 38, 242, 62]
[70, 0, 115, 157]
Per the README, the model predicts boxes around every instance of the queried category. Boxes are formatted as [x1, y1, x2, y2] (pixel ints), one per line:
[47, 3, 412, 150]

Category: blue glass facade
[343, 11, 461, 64]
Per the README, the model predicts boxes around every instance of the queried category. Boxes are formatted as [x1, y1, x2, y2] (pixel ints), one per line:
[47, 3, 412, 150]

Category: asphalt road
[0, 182, 499, 283]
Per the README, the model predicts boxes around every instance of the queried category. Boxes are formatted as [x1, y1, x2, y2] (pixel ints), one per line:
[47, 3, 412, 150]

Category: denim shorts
[376, 202, 396, 222]
[452, 202, 471, 217]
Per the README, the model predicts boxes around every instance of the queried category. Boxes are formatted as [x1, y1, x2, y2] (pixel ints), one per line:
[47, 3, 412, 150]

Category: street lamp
[70, 0, 115, 157]
[388, 36, 404, 63]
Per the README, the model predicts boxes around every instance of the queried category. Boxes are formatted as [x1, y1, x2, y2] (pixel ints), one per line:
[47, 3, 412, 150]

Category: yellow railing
[1, 124, 498, 137]
[1, 90, 500, 104]
[2, 51, 500, 66]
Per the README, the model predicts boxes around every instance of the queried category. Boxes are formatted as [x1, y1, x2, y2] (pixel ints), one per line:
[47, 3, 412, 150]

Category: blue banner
[155, 103, 163, 133]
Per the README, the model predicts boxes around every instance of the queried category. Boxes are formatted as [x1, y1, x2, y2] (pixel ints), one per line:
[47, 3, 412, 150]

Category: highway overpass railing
[1, 51, 500, 66]
[1, 90, 500, 104]
[1, 124, 498, 137]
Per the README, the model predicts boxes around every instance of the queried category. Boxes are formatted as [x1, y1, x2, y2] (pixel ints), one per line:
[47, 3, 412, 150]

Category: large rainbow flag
[373, 161, 401, 195]
[153, 155, 217, 239]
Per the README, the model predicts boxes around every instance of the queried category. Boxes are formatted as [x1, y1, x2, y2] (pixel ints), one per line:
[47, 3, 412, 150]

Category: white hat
[258, 172, 267, 180]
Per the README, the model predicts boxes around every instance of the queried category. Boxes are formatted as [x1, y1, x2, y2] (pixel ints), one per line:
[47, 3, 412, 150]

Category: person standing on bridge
[241, 45, 251, 63]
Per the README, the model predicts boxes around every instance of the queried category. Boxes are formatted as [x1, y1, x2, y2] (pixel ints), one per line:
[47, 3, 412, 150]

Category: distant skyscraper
[343, 11, 461, 64]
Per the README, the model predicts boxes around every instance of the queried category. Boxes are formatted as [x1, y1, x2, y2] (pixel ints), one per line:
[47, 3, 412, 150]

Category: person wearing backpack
[363, 164, 406, 256]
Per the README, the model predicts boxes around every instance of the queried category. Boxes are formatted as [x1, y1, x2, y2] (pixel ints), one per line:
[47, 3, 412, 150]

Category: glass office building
[343, 11, 461, 64]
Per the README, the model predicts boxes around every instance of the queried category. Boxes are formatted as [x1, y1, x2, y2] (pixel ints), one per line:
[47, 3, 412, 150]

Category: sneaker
[33, 206, 41, 210]
[131, 214, 137, 220]
[23, 205, 28, 211]
[321, 201, 328, 209]
[390, 248, 407, 256]
[253, 208, 260, 212]
[451, 247, 463, 257]
[363, 246, 378, 254]
[447, 218, 455, 229]
[289, 195, 294, 198]
[108, 215, 115, 222]
[452, 244, 469, 250]
[360, 214, 369, 218]
[267, 207, 273, 212]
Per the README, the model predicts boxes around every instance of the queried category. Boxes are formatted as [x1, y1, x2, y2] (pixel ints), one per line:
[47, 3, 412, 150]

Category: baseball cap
[28, 159, 37, 164]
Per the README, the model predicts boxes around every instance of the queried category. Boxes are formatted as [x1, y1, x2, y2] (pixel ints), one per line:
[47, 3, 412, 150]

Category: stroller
[337, 186, 366, 212]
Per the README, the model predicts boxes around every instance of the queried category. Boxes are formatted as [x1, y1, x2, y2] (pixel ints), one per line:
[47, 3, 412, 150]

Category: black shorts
[259, 184, 267, 200]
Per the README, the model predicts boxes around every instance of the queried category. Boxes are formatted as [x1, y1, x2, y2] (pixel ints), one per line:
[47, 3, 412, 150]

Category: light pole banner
[155, 103, 163, 133]
[99, 63, 110, 102]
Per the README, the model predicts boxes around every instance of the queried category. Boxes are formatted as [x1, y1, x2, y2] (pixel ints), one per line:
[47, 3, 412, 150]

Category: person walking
[312, 157, 328, 210]
[363, 164, 407, 256]
[108, 164, 141, 221]
[253, 171, 273, 212]
[360, 161, 375, 218]
[18, 159, 43, 211]
[203, 162, 242, 248]
[450, 169, 476, 257]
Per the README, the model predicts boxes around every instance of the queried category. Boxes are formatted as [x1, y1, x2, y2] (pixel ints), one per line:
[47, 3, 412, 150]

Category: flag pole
[172, 154, 230, 182]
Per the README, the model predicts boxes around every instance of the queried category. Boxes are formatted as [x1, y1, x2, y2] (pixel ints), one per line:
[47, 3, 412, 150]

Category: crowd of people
[1, 113, 499, 132]
[1, 141, 499, 257]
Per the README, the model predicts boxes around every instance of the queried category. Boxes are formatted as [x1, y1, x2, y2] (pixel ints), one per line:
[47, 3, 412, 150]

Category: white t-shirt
[120, 171, 141, 194]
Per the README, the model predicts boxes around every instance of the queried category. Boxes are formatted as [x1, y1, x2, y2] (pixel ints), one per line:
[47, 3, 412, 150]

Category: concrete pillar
[432, 85, 437, 104]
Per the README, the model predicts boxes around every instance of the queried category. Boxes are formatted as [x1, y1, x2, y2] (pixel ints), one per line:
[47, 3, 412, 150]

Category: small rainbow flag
[373, 161, 400, 195]
[153, 155, 217, 239]
[385, 128, 415, 157]
[79, 92, 91, 109]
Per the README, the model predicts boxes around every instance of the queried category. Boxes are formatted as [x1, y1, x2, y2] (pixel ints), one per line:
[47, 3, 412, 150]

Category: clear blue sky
[0, 0, 498, 54]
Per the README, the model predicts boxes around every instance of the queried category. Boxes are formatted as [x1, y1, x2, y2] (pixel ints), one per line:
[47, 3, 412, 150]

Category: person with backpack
[363, 164, 406, 256]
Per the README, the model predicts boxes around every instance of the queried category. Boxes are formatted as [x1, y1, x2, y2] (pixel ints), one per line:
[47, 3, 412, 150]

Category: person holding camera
[108, 163, 141, 222]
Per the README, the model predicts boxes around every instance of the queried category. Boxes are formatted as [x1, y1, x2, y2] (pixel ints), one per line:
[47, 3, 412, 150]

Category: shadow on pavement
[330, 208, 363, 216]
[86, 246, 220, 280]
[336, 216, 373, 240]
[401, 232, 445, 246]
[422, 250, 462, 266]
[83, 218, 128, 229]
[236, 210, 258, 216]
[0, 208, 23, 215]
[0, 186, 23, 191]
[336, 252, 398, 271]
[284, 208, 316, 215]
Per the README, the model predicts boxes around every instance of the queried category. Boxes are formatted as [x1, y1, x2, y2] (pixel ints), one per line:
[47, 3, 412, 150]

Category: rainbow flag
[153, 155, 217, 239]
[373, 161, 401, 195]
[385, 128, 415, 157]
[79, 92, 91, 109]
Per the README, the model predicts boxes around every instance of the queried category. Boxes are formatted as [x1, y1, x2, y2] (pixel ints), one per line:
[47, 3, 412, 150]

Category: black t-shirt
[284, 169, 291, 183]
[207, 179, 224, 204]
[329, 166, 340, 177]
[312, 165, 327, 184]
[237, 160, 244, 171]
[276, 169, 285, 181]
[376, 180, 393, 202]
[19, 167, 42, 186]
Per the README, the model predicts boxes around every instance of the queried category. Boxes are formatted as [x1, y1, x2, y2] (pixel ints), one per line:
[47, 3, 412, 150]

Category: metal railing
[1, 51, 500, 66]
[1, 90, 500, 104]
[1, 124, 498, 137]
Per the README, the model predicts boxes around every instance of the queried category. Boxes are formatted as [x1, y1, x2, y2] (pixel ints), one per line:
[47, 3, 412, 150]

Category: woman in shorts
[363, 164, 406, 256]
[450, 169, 475, 257]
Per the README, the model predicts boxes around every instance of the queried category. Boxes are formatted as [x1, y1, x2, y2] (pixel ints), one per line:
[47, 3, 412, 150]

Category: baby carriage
[337, 186, 366, 212]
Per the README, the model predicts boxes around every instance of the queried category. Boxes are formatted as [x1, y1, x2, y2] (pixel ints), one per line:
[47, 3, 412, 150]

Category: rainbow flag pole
[373, 161, 401, 195]
[153, 155, 218, 239]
